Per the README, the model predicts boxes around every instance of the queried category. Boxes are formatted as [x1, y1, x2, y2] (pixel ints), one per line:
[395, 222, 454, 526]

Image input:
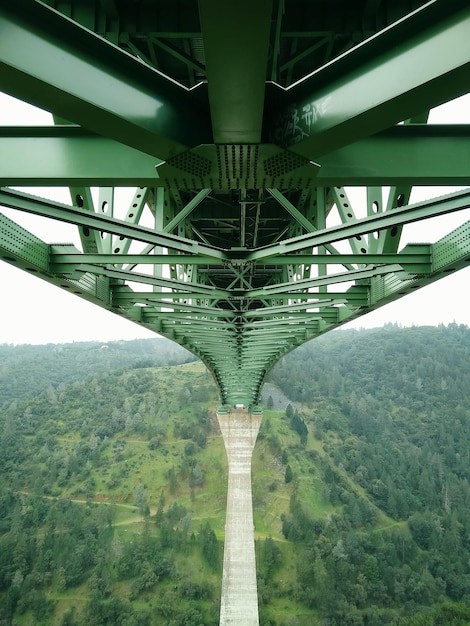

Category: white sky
[1, 93, 470, 344]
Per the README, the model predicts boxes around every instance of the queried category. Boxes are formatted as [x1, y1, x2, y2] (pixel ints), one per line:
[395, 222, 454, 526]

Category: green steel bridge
[1, 0, 470, 407]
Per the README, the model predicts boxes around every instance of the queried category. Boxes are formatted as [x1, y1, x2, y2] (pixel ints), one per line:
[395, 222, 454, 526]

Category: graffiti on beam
[271, 97, 331, 147]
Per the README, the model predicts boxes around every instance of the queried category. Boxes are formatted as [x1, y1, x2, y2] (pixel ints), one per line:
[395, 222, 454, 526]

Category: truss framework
[1, 0, 470, 406]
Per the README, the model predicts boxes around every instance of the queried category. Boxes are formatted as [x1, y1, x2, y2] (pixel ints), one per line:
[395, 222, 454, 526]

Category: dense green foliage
[1, 325, 470, 624]
[0, 338, 194, 405]
[266, 323, 470, 624]
[0, 358, 221, 625]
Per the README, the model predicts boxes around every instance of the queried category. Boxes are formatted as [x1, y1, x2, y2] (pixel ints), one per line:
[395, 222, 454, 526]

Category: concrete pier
[217, 409, 262, 626]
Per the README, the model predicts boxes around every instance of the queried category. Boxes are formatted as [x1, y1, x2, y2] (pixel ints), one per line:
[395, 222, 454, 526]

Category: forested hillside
[267, 323, 470, 625]
[1, 326, 470, 625]
[0, 338, 194, 405]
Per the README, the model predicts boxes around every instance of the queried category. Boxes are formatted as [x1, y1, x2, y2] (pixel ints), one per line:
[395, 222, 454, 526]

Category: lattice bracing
[1, 0, 470, 406]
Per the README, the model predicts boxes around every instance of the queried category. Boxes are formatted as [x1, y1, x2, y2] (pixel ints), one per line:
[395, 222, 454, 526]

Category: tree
[168, 466, 177, 494]
[285, 464, 293, 484]
[290, 412, 308, 445]
[199, 522, 219, 569]
[134, 483, 150, 518]
[189, 463, 205, 487]
[261, 537, 282, 579]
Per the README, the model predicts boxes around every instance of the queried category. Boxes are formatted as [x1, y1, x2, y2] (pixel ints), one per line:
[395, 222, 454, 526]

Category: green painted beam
[269, 3, 470, 158]
[0, 211, 49, 273]
[249, 189, 470, 261]
[149, 37, 205, 76]
[266, 188, 315, 233]
[4, 125, 470, 187]
[75, 264, 229, 298]
[51, 253, 224, 266]
[109, 292, 222, 304]
[199, 0, 272, 143]
[316, 125, 470, 186]
[163, 190, 212, 233]
[253, 252, 431, 266]
[112, 297, 232, 317]
[365, 221, 470, 310]
[0, 213, 112, 305]
[243, 292, 368, 305]
[244, 300, 344, 317]
[0, 127, 159, 186]
[0, 188, 225, 259]
[0, 1, 210, 160]
[52, 248, 428, 277]
[146, 315, 234, 327]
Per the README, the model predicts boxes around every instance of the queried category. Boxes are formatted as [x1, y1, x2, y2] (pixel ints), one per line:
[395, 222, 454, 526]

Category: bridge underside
[1, 0, 470, 406]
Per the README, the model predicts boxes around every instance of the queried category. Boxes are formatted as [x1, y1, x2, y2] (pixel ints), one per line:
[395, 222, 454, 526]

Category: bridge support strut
[217, 408, 262, 625]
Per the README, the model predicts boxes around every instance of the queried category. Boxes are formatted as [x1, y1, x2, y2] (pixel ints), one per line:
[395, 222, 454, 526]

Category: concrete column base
[217, 409, 262, 626]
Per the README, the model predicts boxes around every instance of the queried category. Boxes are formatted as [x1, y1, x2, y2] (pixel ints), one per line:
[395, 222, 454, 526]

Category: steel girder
[268, 1, 470, 157]
[1, 1, 470, 407]
[0, 0, 210, 159]
[2, 125, 470, 187]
